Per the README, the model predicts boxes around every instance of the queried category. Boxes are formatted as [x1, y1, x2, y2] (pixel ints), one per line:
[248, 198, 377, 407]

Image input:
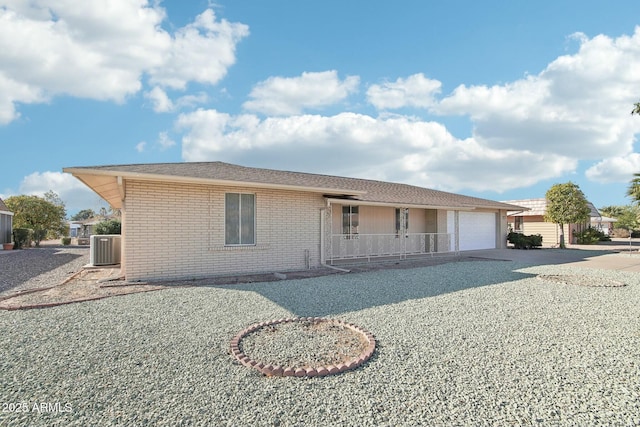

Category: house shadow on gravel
[464, 247, 616, 267]
[0, 248, 85, 293]
[211, 258, 535, 317]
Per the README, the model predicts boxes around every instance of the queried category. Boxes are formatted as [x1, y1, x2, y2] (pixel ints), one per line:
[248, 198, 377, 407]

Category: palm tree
[627, 173, 640, 204]
[600, 205, 624, 218]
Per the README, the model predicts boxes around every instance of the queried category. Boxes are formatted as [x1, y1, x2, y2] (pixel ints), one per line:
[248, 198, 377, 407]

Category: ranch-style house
[64, 162, 525, 281]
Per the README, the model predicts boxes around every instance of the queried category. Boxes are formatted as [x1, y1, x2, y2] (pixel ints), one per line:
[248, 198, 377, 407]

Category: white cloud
[176, 109, 573, 192]
[171, 27, 640, 196]
[148, 9, 249, 89]
[3, 171, 108, 214]
[157, 131, 175, 150]
[0, 2, 248, 124]
[145, 87, 174, 113]
[0, 1, 166, 103]
[175, 92, 209, 109]
[585, 153, 640, 183]
[242, 70, 359, 115]
[0, 73, 44, 124]
[135, 133, 175, 153]
[144, 86, 209, 113]
[366, 73, 442, 110]
[435, 28, 640, 162]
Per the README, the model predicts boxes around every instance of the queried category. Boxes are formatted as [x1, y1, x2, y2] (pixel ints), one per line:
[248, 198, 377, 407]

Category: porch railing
[329, 233, 456, 262]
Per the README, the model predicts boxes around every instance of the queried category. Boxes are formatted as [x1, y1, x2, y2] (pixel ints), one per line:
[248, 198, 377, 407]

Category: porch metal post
[455, 210, 460, 253]
[400, 207, 408, 259]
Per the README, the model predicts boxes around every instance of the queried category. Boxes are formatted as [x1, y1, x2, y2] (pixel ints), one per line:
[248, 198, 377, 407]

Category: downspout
[320, 208, 326, 265]
[117, 176, 126, 279]
[322, 263, 351, 273]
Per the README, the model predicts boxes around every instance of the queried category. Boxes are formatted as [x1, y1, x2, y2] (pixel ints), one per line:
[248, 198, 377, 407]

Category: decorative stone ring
[230, 317, 376, 377]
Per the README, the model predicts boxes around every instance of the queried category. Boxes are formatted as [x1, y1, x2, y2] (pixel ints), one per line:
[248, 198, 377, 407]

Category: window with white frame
[514, 216, 524, 232]
[225, 193, 256, 245]
[342, 205, 359, 238]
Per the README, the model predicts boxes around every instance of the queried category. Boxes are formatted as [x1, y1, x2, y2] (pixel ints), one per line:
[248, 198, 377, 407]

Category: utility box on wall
[90, 235, 122, 266]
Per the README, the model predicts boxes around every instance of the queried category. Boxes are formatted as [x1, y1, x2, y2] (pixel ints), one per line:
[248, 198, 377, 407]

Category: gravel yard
[1, 252, 639, 426]
[0, 246, 89, 295]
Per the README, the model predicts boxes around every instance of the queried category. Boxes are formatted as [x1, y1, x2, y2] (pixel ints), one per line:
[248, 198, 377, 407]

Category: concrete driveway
[468, 238, 640, 272]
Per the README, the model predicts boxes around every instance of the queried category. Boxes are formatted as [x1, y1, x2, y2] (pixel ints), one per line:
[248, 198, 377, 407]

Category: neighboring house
[504, 198, 599, 246]
[73, 215, 117, 244]
[75, 217, 103, 238]
[68, 222, 81, 238]
[64, 162, 525, 282]
[591, 215, 617, 235]
[0, 197, 13, 246]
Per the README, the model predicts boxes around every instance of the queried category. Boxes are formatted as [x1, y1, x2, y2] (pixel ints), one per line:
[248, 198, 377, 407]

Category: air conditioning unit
[90, 235, 122, 266]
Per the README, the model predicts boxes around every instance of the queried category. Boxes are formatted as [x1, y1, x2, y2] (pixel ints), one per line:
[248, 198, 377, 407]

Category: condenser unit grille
[90, 235, 122, 266]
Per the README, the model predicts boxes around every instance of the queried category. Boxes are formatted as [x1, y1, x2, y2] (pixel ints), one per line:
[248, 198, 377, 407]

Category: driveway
[468, 239, 640, 272]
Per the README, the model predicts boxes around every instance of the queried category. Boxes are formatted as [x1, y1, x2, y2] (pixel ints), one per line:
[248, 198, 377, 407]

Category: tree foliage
[70, 209, 96, 221]
[627, 173, 640, 205]
[632, 102, 640, 115]
[599, 205, 625, 218]
[545, 182, 591, 248]
[5, 193, 68, 246]
[44, 190, 66, 212]
[600, 205, 640, 231]
[95, 219, 121, 235]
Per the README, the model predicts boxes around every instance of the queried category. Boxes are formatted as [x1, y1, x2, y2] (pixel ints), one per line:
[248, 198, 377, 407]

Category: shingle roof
[504, 198, 600, 218]
[503, 198, 547, 216]
[64, 162, 525, 210]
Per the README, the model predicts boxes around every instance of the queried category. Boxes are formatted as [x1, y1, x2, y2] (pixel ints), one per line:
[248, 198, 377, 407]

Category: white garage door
[458, 212, 497, 251]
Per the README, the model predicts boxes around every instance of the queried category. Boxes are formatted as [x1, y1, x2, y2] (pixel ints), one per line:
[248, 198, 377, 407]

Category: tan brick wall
[123, 180, 325, 281]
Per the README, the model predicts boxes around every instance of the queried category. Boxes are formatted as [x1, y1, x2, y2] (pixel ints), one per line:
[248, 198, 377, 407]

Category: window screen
[225, 193, 255, 245]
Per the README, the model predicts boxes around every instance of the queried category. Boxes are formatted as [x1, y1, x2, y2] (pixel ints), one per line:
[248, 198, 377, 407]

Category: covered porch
[321, 200, 462, 264]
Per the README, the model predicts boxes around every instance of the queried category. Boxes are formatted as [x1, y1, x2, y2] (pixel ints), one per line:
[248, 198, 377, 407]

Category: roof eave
[63, 167, 368, 199]
[325, 198, 520, 211]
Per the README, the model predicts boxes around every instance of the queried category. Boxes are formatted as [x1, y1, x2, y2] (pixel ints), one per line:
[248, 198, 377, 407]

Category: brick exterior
[64, 162, 523, 280]
[123, 180, 325, 281]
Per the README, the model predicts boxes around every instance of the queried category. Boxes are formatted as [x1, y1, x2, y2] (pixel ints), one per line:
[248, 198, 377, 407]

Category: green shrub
[32, 229, 47, 247]
[13, 228, 32, 249]
[507, 232, 543, 249]
[575, 228, 610, 244]
[95, 219, 121, 235]
[61, 237, 72, 245]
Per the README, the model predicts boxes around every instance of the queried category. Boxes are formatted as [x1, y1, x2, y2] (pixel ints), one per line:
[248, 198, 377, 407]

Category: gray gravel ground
[0, 256, 639, 426]
[0, 246, 89, 295]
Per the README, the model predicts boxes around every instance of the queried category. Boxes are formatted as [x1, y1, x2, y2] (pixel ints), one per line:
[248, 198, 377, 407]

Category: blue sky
[2, 0, 640, 215]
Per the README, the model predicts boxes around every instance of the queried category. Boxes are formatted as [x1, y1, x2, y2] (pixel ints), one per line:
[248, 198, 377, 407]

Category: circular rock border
[537, 274, 627, 288]
[230, 317, 376, 377]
